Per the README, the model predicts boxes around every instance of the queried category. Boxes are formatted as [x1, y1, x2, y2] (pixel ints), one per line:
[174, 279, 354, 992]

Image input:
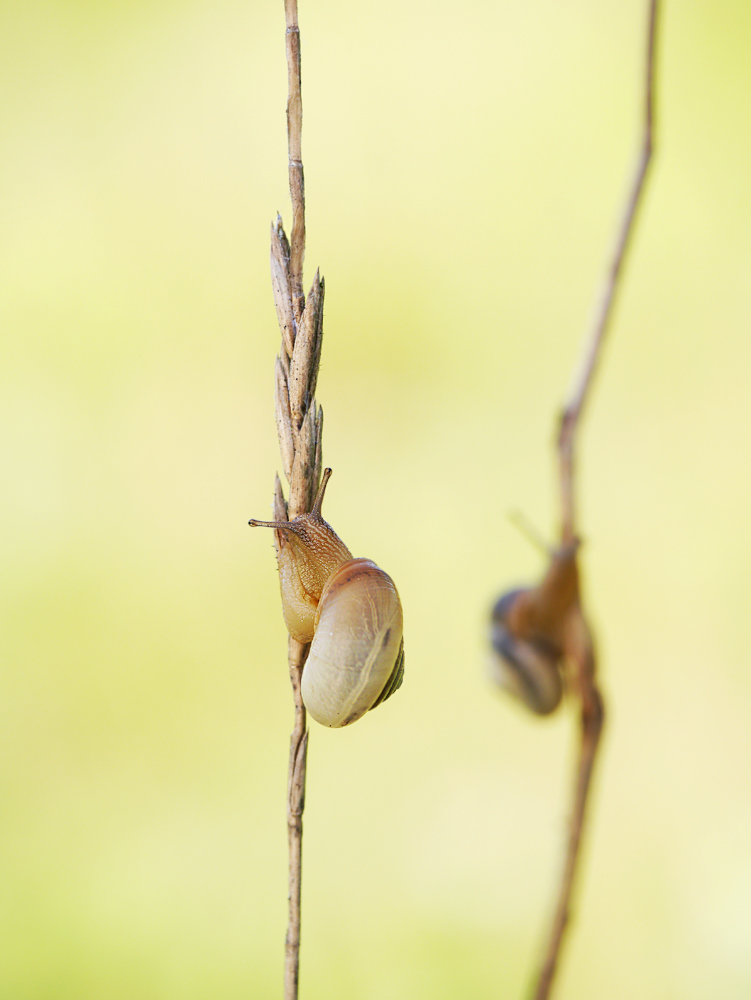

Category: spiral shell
[490, 589, 563, 715]
[249, 468, 404, 728]
[302, 559, 404, 727]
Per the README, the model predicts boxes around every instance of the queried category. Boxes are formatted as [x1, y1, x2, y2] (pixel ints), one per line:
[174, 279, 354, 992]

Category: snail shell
[303, 558, 405, 727]
[249, 468, 404, 728]
[490, 589, 563, 715]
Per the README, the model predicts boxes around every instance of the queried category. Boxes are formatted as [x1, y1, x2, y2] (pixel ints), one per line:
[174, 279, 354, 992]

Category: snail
[489, 541, 583, 716]
[249, 468, 404, 728]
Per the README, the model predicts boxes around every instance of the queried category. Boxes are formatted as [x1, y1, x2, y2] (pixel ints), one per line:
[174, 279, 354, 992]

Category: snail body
[249, 468, 404, 727]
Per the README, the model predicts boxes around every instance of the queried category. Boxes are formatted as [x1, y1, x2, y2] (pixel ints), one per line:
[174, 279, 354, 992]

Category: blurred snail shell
[490, 589, 563, 715]
[249, 468, 404, 727]
[489, 543, 581, 716]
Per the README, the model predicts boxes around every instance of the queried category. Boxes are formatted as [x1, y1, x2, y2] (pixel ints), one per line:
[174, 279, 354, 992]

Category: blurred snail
[489, 542, 582, 716]
[249, 468, 404, 728]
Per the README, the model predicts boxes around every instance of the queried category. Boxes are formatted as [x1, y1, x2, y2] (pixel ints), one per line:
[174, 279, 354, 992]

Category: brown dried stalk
[267, 2, 324, 997]
[531, 3, 658, 998]
[558, 0, 658, 545]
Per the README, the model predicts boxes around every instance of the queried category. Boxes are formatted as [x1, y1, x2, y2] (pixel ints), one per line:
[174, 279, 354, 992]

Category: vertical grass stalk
[266, 2, 326, 996]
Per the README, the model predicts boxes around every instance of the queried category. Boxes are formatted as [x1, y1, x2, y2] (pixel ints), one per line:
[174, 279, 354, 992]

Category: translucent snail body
[249, 468, 404, 727]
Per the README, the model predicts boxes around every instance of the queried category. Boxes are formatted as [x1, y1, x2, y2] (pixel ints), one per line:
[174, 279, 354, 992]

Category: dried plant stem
[559, 0, 658, 545]
[532, 3, 658, 998]
[267, 2, 327, 997]
[284, 0, 305, 318]
[532, 653, 603, 1000]
[285, 637, 309, 1000]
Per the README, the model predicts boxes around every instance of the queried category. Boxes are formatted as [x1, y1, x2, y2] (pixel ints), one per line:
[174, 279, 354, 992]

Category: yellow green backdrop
[3, 1, 751, 997]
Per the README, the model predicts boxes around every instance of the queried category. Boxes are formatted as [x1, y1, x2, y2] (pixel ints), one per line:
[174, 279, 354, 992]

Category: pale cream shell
[301, 558, 403, 728]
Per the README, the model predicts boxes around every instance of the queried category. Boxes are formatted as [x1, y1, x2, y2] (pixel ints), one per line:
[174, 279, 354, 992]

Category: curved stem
[558, 0, 658, 544]
[533, 682, 604, 1000]
[533, 4, 659, 998]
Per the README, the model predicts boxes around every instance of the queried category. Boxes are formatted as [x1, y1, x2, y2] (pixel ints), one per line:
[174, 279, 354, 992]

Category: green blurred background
[2, 0, 750, 997]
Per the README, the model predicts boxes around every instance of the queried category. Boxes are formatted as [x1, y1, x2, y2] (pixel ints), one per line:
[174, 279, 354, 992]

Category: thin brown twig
[532, 3, 658, 998]
[558, 0, 658, 546]
[266, 2, 326, 997]
[531, 620, 603, 1000]
[284, 636, 309, 1000]
[284, 0, 305, 321]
